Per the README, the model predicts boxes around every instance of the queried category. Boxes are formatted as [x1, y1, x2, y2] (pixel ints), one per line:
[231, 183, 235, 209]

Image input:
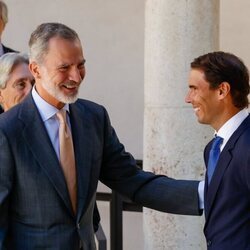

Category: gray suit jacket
[0, 94, 201, 249]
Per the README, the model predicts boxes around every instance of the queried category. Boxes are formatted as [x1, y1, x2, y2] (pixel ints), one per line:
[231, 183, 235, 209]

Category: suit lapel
[19, 94, 74, 217]
[204, 148, 232, 221]
[204, 115, 250, 226]
[70, 102, 93, 221]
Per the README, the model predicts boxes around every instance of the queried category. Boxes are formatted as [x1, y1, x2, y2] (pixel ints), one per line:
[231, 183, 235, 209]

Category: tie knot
[211, 136, 223, 151]
[56, 110, 67, 124]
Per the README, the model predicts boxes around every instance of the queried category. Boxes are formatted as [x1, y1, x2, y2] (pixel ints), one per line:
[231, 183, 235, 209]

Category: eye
[78, 64, 84, 70]
[15, 82, 26, 90]
[58, 65, 70, 72]
[78, 61, 86, 70]
[190, 86, 197, 91]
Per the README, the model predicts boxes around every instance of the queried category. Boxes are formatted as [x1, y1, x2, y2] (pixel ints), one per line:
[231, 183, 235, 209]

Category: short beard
[41, 80, 79, 104]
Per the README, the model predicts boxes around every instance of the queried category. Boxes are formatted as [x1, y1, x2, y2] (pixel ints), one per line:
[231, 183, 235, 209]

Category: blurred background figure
[0, 1, 18, 113]
[0, 52, 33, 112]
[0, 1, 16, 55]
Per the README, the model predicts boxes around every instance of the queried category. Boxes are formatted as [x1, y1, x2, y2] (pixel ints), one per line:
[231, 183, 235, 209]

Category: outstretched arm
[100, 107, 202, 215]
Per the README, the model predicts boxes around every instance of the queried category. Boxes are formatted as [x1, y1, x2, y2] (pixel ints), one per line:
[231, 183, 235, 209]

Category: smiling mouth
[63, 85, 76, 89]
[61, 83, 79, 90]
[193, 107, 201, 115]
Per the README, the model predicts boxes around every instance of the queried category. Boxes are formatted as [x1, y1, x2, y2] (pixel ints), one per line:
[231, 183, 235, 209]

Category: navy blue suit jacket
[204, 114, 250, 249]
[0, 94, 200, 249]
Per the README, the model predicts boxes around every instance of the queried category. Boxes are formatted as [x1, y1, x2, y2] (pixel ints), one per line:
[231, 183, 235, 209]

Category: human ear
[218, 82, 230, 98]
[0, 89, 5, 108]
[29, 62, 41, 79]
[0, 90, 3, 103]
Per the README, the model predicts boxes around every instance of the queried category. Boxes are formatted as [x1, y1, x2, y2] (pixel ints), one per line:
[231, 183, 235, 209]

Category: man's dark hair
[191, 51, 249, 109]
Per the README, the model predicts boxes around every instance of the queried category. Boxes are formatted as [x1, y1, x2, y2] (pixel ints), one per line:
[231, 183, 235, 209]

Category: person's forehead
[189, 69, 207, 84]
[47, 36, 82, 50]
[11, 62, 29, 73]
[9, 63, 32, 80]
[45, 37, 84, 60]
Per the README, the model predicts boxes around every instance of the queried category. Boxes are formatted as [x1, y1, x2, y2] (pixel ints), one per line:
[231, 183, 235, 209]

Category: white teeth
[194, 107, 200, 112]
[63, 85, 76, 89]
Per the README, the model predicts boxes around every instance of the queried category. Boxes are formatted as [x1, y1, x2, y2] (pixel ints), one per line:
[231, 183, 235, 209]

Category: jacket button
[207, 240, 212, 247]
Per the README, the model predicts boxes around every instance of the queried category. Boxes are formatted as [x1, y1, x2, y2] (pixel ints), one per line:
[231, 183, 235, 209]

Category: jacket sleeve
[99, 107, 201, 216]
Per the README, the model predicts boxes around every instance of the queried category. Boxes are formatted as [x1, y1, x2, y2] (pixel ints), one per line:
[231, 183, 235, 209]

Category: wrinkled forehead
[8, 63, 33, 81]
[47, 36, 83, 52]
[43, 37, 84, 64]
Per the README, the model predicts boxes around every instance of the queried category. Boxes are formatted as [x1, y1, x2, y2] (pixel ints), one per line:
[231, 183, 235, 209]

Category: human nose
[69, 68, 83, 83]
[185, 90, 192, 103]
[24, 84, 32, 95]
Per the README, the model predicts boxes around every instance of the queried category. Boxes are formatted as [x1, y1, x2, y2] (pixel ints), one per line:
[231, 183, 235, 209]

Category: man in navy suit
[185, 51, 250, 249]
[0, 22, 202, 249]
[0, 52, 101, 234]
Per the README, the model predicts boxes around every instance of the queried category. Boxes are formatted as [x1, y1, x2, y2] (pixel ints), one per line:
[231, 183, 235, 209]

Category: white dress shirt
[32, 87, 71, 160]
[217, 109, 249, 152]
[198, 109, 249, 209]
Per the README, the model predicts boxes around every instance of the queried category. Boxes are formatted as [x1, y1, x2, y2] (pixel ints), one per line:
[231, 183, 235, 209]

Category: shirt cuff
[198, 180, 205, 210]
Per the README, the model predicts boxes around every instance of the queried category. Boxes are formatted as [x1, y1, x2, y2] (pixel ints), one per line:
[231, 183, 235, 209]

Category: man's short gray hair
[29, 22, 80, 64]
[0, 52, 29, 89]
[0, 1, 8, 26]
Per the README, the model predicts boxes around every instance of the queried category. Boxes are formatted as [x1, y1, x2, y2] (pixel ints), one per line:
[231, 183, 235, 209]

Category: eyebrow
[12, 77, 33, 86]
[57, 59, 86, 68]
[78, 59, 86, 66]
[188, 84, 196, 88]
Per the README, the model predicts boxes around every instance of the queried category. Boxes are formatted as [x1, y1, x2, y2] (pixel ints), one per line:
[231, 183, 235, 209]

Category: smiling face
[185, 69, 224, 130]
[30, 36, 86, 109]
[0, 62, 33, 111]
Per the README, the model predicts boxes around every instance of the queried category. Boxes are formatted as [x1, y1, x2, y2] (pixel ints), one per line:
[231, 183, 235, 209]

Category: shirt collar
[216, 109, 248, 150]
[32, 86, 69, 122]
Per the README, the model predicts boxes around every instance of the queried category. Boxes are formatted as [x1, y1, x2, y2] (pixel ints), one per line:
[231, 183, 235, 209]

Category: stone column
[144, 1, 219, 249]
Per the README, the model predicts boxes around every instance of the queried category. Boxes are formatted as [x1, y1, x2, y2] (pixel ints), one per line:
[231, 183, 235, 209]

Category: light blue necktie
[207, 136, 223, 184]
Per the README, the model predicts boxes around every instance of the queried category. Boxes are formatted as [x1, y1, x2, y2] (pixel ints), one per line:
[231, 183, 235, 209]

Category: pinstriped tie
[56, 110, 77, 214]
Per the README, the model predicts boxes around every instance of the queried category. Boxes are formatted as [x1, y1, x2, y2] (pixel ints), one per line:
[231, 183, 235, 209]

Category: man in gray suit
[0, 22, 202, 250]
